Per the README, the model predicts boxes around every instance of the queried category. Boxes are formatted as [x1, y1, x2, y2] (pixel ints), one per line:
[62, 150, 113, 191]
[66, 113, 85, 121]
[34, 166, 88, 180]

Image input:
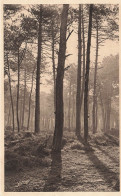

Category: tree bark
[106, 97, 111, 131]
[71, 85, 75, 129]
[7, 56, 15, 132]
[68, 80, 71, 131]
[64, 110, 67, 128]
[51, 22, 56, 114]
[84, 4, 93, 143]
[95, 96, 98, 131]
[16, 47, 20, 132]
[27, 68, 35, 130]
[22, 68, 26, 129]
[7, 104, 11, 127]
[52, 4, 69, 152]
[92, 17, 98, 134]
[35, 7, 42, 133]
[80, 5, 85, 110]
[76, 4, 82, 137]
[20, 98, 23, 129]
[98, 85, 105, 131]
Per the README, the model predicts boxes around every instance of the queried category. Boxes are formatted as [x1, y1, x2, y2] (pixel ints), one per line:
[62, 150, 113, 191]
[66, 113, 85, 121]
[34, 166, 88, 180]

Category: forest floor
[5, 129, 120, 192]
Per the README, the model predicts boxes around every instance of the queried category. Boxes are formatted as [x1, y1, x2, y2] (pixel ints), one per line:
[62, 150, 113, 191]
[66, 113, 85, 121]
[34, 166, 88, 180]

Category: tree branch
[66, 30, 74, 42]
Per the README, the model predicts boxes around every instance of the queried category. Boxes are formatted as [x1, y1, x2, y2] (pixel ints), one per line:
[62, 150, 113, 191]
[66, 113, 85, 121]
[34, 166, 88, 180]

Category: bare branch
[64, 65, 70, 71]
[66, 30, 74, 42]
[65, 53, 73, 58]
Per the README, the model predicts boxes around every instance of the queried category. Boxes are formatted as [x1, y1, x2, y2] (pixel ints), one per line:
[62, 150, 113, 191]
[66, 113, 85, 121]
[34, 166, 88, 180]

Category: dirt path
[5, 139, 120, 192]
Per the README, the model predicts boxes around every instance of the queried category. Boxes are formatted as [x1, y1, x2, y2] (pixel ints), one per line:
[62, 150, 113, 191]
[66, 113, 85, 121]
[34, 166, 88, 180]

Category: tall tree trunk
[84, 4, 93, 143]
[52, 4, 69, 152]
[30, 107, 34, 131]
[106, 97, 111, 131]
[51, 22, 56, 113]
[92, 17, 98, 134]
[68, 80, 71, 131]
[7, 104, 11, 127]
[64, 110, 67, 128]
[76, 4, 82, 137]
[95, 96, 98, 131]
[22, 68, 26, 129]
[71, 85, 75, 129]
[7, 58, 15, 132]
[9, 109, 12, 127]
[20, 98, 23, 129]
[35, 7, 42, 133]
[16, 47, 20, 132]
[27, 68, 35, 130]
[99, 85, 105, 131]
[80, 5, 85, 110]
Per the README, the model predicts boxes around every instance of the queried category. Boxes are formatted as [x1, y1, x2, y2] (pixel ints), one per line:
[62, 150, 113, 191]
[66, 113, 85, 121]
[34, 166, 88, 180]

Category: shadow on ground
[96, 145, 119, 164]
[77, 135, 120, 191]
[43, 152, 62, 192]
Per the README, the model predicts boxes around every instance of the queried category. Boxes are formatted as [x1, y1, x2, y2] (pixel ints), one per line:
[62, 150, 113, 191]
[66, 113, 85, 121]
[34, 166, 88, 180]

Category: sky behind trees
[2, 3, 119, 93]
[41, 30, 119, 93]
[38, 3, 119, 92]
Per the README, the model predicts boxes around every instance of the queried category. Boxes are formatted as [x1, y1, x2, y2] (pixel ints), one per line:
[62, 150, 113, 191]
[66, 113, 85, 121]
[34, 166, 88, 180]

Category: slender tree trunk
[20, 98, 23, 129]
[68, 80, 71, 131]
[16, 47, 20, 133]
[71, 85, 75, 129]
[22, 68, 26, 129]
[64, 110, 67, 128]
[80, 7, 86, 132]
[76, 4, 82, 137]
[103, 109, 106, 132]
[30, 107, 33, 131]
[105, 108, 107, 132]
[27, 68, 35, 130]
[9, 109, 12, 127]
[95, 96, 98, 131]
[84, 4, 93, 143]
[98, 86, 105, 131]
[35, 7, 42, 133]
[80, 5, 85, 110]
[106, 98, 111, 131]
[52, 4, 69, 152]
[7, 60, 15, 132]
[51, 23, 56, 113]
[92, 17, 98, 134]
[7, 104, 11, 126]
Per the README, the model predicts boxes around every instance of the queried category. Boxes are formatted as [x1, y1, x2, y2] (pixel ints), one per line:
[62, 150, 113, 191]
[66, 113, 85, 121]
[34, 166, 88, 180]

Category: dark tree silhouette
[84, 4, 93, 143]
[52, 4, 69, 152]
[76, 4, 82, 137]
[35, 6, 42, 133]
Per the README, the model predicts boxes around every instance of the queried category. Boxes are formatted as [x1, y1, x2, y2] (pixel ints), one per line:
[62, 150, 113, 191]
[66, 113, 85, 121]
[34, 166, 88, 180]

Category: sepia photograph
[2, 1, 120, 193]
